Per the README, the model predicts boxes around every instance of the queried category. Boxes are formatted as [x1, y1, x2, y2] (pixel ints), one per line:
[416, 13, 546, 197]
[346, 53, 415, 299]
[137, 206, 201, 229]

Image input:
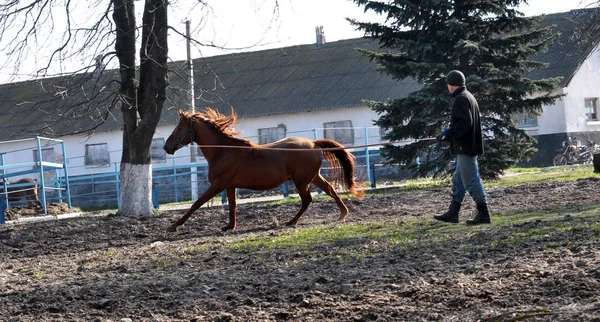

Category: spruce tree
[348, 0, 563, 179]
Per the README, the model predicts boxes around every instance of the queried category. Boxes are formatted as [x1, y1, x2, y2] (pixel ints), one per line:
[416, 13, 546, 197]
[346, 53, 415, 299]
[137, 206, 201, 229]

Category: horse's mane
[190, 108, 253, 145]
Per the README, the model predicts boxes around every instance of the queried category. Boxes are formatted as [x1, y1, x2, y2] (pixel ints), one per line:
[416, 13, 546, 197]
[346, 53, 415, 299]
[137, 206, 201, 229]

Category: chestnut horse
[0, 178, 41, 207]
[163, 108, 363, 232]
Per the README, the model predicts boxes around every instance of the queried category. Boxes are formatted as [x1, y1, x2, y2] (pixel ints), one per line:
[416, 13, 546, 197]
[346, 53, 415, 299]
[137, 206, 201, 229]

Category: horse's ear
[179, 109, 188, 120]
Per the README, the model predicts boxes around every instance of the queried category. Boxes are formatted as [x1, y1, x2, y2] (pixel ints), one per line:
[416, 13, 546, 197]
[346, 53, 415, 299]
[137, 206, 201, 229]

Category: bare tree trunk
[113, 0, 168, 216]
[0, 0, 281, 217]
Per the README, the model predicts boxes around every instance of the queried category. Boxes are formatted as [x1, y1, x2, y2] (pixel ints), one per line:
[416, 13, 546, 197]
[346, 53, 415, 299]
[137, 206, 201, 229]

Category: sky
[0, 0, 596, 83]
[169, 0, 597, 61]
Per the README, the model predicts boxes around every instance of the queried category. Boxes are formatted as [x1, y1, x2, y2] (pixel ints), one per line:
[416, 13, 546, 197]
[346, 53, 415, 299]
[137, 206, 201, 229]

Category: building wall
[60, 132, 125, 177]
[531, 94, 567, 135]
[563, 46, 600, 133]
[2, 105, 384, 181]
[153, 105, 385, 168]
[237, 106, 383, 140]
[523, 45, 600, 167]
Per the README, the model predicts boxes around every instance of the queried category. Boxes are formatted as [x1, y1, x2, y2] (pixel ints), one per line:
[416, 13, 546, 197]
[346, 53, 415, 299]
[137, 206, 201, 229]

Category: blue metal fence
[1, 127, 412, 217]
[1, 137, 72, 222]
[56, 147, 387, 211]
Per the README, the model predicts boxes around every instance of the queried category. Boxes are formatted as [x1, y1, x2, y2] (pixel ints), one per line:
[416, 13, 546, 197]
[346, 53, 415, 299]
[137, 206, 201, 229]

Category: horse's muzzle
[163, 144, 181, 155]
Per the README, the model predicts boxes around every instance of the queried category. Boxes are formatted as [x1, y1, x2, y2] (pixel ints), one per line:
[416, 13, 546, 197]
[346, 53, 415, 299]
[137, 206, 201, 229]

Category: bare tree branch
[0, 0, 284, 140]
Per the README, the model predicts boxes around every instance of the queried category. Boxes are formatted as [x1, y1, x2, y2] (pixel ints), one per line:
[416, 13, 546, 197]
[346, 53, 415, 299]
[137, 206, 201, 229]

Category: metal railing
[1, 127, 416, 214]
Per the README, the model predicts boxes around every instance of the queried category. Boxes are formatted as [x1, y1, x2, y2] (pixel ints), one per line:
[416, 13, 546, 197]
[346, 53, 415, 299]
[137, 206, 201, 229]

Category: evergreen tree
[348, 0, 563, 179]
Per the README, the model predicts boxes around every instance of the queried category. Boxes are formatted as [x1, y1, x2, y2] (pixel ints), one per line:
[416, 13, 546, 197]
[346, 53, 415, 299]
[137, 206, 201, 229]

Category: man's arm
[445, 96, 473, 139]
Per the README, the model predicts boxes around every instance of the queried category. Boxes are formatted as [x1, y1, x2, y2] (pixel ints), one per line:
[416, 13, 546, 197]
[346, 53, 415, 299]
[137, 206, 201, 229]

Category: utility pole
[187, 20, 198, 200]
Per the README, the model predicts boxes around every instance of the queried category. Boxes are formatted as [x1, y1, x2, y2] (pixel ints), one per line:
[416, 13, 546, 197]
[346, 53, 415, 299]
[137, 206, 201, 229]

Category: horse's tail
[314, 139, 364, 198]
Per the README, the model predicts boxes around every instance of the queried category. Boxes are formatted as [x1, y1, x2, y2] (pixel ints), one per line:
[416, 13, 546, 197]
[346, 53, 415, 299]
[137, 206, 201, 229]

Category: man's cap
[446, 70, 465, 86]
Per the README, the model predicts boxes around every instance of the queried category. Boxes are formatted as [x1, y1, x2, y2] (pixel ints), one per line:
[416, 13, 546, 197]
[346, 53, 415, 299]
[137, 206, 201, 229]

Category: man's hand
[436, 127, 449, 142]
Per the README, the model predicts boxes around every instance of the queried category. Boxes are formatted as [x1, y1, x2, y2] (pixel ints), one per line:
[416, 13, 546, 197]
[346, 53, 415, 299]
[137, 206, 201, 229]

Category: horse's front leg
[167, 185, 223, 232]
[221, 187, 237, 231]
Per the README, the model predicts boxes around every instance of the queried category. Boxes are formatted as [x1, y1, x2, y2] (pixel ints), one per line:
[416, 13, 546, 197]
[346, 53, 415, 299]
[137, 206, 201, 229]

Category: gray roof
[182, 38, 420, 120]
[0, 9, 597, 141]
[527, 9, 599, 86]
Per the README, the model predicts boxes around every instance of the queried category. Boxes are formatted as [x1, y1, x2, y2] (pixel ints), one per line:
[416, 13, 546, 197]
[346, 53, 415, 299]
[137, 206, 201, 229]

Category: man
[434, 70, 491, 225]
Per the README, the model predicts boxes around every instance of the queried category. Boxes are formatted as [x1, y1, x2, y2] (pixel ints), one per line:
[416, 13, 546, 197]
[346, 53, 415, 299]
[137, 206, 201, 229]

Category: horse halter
[187, 117, 196, 145]
[170, 117, 196, 149]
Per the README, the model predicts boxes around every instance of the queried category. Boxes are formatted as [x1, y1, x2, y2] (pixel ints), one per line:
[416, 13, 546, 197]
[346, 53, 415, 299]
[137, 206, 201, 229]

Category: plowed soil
[1, 177, 600, 321]
[4, 203, 73, 221]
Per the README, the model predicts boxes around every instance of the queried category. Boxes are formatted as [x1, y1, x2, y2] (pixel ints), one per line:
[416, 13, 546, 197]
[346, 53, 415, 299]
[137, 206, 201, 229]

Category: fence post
[364, 127, 371, 185]
[60, 140, 72, 208]
[152, 182, 159, 209]
[370, 164, 376, 188]
[172, 158, 179, 202]
[115, 163, 121, 209]
[221, 191, 227, 205]
[35, 137, 48, 215]
[312, 128, 324, 194]
[56, 169, 63, 204]
[0, 197, 5, 225]
[0, 153, 5, 220]
[282, 181, 289, 198]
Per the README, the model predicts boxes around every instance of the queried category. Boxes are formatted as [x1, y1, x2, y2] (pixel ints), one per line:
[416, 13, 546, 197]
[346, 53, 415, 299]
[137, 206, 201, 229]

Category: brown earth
[3, 203, 73, 221]
[1, 177, 600, 321]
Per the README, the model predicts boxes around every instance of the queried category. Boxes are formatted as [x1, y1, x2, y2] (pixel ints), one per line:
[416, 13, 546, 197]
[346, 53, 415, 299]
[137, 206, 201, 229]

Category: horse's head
[164, 110, 195, 155]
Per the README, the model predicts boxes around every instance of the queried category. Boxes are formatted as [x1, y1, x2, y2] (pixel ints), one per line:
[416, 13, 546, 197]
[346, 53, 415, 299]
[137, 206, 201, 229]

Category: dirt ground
[1, 177, 600, 321]
[3, 203, 73, 221]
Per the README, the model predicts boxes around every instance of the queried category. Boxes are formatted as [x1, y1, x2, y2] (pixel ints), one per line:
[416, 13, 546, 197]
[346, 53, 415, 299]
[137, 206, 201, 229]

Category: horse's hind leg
[221, 187, 237, 231]
[27, 195, 41, 207]
[312, 174, 349, 221]
[167, 185, 223, 232]
[286, 182, 312, 226]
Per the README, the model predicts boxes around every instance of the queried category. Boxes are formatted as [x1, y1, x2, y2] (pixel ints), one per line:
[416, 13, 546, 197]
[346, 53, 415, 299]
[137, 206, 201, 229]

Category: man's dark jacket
[445, 86, 484, 156]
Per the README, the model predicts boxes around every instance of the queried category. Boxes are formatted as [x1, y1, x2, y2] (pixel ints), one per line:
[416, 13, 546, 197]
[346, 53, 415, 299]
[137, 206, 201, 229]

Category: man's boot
[466, 202, 491, 225]
[434, 201, 461, 223]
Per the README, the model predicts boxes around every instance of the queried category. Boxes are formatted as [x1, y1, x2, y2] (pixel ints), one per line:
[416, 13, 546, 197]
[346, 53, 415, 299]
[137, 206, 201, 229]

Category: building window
[512, 109, 538, 128]
[151, 138, 166, 162]
[258, 125, 286, 144]
[585, 98, 598, 121]
[85, 143, 110, 166]
[324, 120, 354, 145]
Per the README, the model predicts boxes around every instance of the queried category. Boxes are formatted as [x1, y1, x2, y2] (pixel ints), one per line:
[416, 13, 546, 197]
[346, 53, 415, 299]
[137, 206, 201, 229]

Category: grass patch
[229, 218, 423, 253]
[488, 165, 599, 187]
[395, 179, 448, 191]
[366, 166, 597, 196]
[506, 167, 542, 173]
[161, 196, 222, 207]
[78, 205, 117, 212]
[263, 193, 339, 207]
[228, 202, 600, 258]
[100, 166, 597, 214]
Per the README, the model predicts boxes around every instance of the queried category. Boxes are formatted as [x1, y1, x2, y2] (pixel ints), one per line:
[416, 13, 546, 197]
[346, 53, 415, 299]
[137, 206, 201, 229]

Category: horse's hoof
[337, 215, 348, 222]
[221, 225, 235, 231]
[166, 225, 178, 232]
[285, 220, 298, 226]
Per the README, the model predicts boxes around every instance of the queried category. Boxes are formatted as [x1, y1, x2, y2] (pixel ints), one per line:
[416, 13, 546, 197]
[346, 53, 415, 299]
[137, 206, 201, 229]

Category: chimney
[315, 25, 326, 45]
[93, 54, 105, 78]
